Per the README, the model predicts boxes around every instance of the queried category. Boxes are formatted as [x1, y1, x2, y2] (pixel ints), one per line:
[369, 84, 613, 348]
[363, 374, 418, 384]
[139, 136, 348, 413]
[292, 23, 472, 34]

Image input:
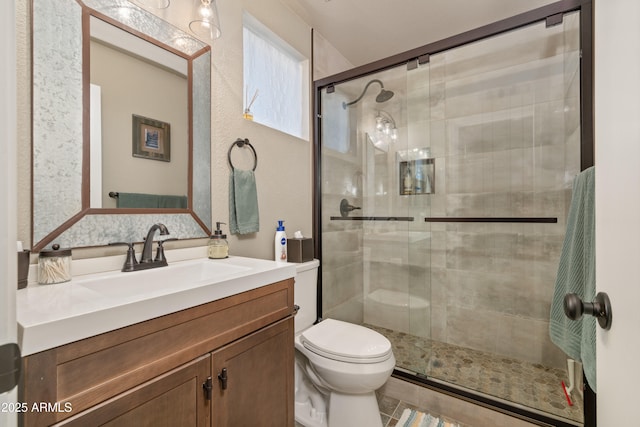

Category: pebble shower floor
[366, 324, 583, 424]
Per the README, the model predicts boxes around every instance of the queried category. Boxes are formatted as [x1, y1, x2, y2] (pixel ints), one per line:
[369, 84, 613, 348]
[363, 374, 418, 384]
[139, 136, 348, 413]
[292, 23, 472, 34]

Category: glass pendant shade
[374, 110, 397, 143]
[190, 0, 222, 41]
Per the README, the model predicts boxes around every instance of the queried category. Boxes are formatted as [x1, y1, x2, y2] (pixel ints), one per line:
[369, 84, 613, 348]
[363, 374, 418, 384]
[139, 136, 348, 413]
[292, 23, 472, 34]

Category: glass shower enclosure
[316, 5, 591, 426]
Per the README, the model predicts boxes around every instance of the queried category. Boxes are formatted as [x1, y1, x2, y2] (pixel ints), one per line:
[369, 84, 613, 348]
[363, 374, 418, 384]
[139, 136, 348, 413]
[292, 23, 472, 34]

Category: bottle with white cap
[274, 220, 287, 262]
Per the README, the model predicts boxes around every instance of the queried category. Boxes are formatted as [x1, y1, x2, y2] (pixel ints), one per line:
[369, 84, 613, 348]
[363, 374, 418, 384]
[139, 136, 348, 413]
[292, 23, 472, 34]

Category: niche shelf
[399, 158, 435, 195]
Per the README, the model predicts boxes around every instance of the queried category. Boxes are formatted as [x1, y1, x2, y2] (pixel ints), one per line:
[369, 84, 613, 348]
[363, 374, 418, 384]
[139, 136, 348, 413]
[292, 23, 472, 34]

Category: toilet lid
[300, 319, 392, 364]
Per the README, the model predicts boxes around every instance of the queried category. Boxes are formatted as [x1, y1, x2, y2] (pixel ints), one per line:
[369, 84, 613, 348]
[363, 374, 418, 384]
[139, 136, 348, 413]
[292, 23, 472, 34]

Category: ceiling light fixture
[376, 110, 397, 141]
[189, 0, 222, 41]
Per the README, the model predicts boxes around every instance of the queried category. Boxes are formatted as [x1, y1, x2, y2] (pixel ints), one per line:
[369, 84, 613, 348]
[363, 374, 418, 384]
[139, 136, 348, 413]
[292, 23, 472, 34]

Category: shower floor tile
[365, 324, 584, 424]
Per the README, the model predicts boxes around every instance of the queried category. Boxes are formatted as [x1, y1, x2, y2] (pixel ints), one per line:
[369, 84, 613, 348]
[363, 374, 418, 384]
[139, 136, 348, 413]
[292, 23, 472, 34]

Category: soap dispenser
[208, 222, 229, 259]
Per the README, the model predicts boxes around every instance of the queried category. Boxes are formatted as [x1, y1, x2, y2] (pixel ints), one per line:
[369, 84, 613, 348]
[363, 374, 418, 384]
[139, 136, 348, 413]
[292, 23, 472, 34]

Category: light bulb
[376, 116, 384, 131]
[199, 3, 212, 18]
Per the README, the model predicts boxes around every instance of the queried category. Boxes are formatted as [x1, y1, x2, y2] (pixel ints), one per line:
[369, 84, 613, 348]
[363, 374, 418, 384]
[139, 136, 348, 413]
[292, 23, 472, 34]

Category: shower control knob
[340, 198, 361, 217]
[563, 292, 612, 330]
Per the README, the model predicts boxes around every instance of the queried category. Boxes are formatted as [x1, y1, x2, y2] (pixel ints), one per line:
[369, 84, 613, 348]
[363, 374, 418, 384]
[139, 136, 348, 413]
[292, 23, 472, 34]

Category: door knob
[564, 292, 612, 330]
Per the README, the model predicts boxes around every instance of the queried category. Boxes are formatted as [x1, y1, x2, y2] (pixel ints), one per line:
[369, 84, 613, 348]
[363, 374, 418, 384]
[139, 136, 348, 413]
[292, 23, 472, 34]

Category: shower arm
[343, 79, 385, 108]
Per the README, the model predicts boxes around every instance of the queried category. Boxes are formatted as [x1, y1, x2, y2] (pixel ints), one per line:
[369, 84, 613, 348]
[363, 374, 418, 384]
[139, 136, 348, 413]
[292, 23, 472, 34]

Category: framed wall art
[132, 114, 171, 162]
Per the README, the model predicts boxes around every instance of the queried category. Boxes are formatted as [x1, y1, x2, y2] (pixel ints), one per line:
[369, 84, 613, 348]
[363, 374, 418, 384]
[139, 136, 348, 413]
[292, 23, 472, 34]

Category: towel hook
[564, 292, 612, 330]
[228, 138, 257, 171]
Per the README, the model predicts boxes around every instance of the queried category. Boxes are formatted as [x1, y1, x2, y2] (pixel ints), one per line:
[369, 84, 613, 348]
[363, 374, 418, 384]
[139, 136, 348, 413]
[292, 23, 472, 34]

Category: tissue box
[287, 238, 314, 263]
[17, 250, 30, 289]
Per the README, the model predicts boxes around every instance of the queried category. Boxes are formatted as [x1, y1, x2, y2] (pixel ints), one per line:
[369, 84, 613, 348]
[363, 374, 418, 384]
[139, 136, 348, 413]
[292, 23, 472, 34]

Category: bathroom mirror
[32, 0, 212, 251]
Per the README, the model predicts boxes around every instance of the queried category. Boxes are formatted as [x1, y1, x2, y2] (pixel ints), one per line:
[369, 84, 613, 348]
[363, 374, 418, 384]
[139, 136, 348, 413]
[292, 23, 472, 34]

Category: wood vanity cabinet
[20, 278, 295, 427]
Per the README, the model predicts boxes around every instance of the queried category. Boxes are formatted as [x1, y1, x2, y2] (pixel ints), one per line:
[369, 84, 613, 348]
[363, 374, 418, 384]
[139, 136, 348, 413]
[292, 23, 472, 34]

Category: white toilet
[294, 260, 395, 427]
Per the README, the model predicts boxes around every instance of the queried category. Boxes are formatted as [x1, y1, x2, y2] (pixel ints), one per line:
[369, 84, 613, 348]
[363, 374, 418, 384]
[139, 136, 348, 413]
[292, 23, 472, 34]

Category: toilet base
[295, 356, 328, 427]
[328, 391, 383, 427]
[295, 399, 328, 427]
[295, 389, 383, 427]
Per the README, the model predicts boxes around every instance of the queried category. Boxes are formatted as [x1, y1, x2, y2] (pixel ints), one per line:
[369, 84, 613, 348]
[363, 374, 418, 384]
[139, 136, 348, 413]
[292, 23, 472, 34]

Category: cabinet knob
[218, 368, 228, 390]
[203, 377, 213, 400]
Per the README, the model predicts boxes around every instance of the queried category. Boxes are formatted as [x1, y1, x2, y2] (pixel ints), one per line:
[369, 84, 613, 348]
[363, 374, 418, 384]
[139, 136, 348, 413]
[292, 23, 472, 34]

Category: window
[243, 12, 309, 140]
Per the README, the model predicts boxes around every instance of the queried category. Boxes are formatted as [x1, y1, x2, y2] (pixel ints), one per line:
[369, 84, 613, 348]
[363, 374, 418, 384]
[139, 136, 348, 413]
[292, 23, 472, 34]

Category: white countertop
[17, 255, 296, 356]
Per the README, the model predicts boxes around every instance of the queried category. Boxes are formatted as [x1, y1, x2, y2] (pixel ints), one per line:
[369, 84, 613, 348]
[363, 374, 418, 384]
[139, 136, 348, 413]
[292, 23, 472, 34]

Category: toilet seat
[300, 319, 392, 364]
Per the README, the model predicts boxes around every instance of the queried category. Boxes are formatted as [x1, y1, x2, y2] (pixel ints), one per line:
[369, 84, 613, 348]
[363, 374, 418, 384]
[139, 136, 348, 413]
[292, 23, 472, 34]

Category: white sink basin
[76, 259, 252, 298]
[18, 254, 297, 357]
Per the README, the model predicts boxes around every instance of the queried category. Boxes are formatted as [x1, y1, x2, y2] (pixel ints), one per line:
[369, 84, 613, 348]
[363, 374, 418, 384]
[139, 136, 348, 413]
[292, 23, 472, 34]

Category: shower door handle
[564, 292, 612, 330]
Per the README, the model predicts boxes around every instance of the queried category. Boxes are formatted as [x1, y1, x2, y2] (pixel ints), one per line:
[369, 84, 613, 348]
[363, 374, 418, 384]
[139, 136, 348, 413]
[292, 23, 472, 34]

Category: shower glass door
[421, 13, 582, 424]
[318, 9, 584, 425]
[319, 65, 433, 365]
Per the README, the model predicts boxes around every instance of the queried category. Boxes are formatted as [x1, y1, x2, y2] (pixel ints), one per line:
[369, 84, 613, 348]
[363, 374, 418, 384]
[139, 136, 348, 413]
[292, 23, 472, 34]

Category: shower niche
[397, 149, 434, 195]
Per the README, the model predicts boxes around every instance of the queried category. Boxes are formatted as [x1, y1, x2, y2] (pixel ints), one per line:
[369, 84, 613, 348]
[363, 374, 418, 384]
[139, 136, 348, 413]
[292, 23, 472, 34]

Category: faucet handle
[154, 238, 177, 263]
[109, 242, 138, 272]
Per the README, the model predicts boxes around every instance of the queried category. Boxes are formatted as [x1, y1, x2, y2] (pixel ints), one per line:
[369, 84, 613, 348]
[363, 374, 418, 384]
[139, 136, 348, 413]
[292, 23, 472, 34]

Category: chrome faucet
[141, 223, 170, 263]
[109, 223, 172, 272]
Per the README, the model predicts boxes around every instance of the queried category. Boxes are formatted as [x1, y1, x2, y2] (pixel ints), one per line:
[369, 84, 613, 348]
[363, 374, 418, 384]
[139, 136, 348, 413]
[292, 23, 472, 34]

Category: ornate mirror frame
[32, 0, 212, 251]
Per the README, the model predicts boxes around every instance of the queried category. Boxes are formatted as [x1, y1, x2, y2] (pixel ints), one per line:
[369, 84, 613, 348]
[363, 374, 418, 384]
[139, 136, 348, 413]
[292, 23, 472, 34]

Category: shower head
[376, 89, 394, 103]
[342, 79, 394, 109]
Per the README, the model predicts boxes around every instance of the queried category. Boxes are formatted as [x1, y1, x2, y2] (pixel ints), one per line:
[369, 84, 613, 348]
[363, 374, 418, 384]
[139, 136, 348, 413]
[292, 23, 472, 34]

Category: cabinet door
[211, 317, 294, 427]
[55, 355, 211, 427]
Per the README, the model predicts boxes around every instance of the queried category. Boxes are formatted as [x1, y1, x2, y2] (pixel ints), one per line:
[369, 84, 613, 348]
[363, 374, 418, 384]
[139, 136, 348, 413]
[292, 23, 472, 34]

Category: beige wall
[211, 0, 313, 259]
[312, 30, 353, 81]
[16, 0, 30, 248]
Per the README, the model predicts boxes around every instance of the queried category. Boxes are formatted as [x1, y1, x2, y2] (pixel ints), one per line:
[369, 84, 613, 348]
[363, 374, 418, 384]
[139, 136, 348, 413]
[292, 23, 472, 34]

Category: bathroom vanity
[18, 256, 296, 427]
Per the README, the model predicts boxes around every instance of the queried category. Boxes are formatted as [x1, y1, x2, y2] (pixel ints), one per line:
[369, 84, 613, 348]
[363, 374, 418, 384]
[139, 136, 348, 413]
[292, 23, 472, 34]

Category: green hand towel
[549, 166, 596, 391]
[117, 192, 159, 208]
[229, 169, 259, 234]
[116, 192, 187, 209]
[157, 195, 187, 209]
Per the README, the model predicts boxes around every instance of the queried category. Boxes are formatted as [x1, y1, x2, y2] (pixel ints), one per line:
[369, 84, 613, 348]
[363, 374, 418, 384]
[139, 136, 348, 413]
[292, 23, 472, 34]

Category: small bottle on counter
[274, 220, 287, 262]
[38, 244, 72, 285]
[208, 222, 229, 259]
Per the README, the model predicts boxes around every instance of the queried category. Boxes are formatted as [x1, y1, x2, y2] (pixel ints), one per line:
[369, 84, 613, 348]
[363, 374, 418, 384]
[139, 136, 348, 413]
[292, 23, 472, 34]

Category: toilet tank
[294, 259, 319, 333]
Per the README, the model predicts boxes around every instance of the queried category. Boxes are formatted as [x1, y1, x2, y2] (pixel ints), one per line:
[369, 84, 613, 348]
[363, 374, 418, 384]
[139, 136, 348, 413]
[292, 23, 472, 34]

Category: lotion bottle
[208, 222, 229, 259]
[275, 220, 287, 262]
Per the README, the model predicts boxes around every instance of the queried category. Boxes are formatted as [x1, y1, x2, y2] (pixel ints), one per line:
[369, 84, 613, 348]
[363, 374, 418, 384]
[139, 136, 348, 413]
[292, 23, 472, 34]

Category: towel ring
[228, 138, 257, 171]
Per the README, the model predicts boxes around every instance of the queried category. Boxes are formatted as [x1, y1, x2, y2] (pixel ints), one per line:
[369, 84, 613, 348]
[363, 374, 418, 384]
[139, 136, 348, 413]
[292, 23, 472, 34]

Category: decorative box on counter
[287, 237, 314, 263]
[17, 249, 30, 289]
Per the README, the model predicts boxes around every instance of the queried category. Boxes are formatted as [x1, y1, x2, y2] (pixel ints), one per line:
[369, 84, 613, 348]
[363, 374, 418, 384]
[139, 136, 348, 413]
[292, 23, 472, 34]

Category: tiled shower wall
[422, 13, 581, 369]
[322, 12, 581, 371]
[321, 152, 364, 324]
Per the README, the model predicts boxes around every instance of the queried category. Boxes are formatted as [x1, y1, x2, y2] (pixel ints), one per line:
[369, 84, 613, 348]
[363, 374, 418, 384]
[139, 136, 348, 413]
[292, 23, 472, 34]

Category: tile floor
[296, 375, 570, 427]
[295, 325, 583, 426]
[366, 324, 583, 424]
[376, 391, 468, 427]
[295, 391, 467, 427]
